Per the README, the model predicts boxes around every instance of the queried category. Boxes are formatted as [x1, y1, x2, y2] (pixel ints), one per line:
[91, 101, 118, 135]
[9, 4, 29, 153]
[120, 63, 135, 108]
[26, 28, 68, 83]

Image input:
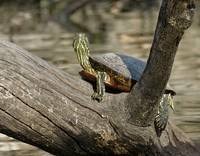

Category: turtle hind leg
[91, 71, 107, 102]
[154, 113, 168, 137]
[154, 94, 173, 137]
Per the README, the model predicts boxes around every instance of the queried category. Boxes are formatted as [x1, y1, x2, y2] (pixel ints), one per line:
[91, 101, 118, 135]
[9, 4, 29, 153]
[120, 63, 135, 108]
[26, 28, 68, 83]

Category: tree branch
[126, 0, 195, 126]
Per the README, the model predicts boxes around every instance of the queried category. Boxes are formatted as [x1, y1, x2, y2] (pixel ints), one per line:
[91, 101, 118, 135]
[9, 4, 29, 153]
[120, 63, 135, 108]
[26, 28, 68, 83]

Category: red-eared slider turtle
[73, 33, 175, 136]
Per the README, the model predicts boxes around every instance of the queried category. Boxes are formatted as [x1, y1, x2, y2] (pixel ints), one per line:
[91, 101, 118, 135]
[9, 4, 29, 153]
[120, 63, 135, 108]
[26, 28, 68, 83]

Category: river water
[0, 1, 200, 155]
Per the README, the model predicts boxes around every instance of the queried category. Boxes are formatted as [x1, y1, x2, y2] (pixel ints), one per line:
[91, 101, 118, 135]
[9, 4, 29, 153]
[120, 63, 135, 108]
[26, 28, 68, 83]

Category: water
[0, 0, 200, 155]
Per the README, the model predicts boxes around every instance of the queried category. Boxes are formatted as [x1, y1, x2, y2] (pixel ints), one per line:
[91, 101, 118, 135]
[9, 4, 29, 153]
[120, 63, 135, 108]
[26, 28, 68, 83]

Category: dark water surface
[0, 0, 200, 155]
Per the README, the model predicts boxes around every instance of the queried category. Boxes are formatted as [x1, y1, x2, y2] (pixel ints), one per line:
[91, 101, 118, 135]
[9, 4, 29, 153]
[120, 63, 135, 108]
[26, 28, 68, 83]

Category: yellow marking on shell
[119, 77, 126, 84]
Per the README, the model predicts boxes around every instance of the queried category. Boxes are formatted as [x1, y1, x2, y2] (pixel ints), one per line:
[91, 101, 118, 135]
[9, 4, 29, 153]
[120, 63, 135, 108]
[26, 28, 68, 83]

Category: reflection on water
[0, 0, 200, 155]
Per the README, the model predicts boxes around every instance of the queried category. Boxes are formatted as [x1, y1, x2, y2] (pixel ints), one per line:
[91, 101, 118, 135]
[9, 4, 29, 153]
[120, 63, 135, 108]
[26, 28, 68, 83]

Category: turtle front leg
[154, 93, 174, 137]
[91, 72, 107, 102]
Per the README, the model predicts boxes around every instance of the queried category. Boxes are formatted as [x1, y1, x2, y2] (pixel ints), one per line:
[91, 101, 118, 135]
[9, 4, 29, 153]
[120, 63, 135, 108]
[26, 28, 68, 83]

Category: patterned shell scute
[90, 53, 146, 81]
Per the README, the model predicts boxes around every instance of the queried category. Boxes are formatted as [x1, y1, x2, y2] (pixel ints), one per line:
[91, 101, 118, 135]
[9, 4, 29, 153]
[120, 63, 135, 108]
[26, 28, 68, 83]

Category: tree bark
[0, 0, 199, 156]
[126, 0, 196, 126]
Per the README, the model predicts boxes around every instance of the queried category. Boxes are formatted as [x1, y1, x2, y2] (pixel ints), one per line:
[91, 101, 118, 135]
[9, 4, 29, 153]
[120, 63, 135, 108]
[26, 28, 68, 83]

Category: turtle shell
[79, 53, 176, 95]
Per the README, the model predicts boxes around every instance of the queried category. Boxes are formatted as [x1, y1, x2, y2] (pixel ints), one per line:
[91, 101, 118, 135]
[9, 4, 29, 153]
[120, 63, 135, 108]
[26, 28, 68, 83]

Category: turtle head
[73, 33, 89, 52]
[73, 33, 92, 71]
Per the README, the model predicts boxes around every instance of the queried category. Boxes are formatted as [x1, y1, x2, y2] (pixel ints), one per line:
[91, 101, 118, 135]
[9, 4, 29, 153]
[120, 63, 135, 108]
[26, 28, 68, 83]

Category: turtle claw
[91, 92, 103, 102]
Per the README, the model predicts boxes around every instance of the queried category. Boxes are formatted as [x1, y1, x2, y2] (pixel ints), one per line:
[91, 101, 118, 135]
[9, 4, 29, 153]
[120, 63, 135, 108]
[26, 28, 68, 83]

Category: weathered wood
[0, 0, 199, 155]
[126, 0, 196, 126]
[0, 41, 199, 155]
